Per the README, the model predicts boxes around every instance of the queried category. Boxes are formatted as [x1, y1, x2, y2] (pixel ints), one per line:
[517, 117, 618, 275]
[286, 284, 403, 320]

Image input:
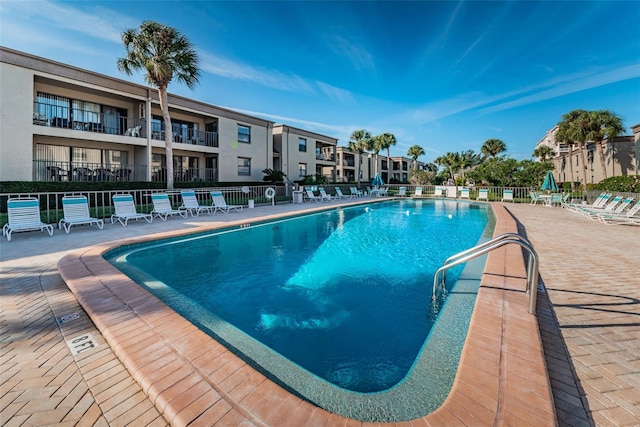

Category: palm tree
[533, 145, 555, 162]
[348, 129, 371, 185]
[557, 109, 589, 189]
[584, 110, 624, 179]
[367, 135, 385, 175]
[377, 133, 396, 181]
[458, 150, 482, 181]
[481, 138, 506, 158]
[435, 152, 460, 182]
[407, 145, 425, 170]
[117, 21, 200, 190]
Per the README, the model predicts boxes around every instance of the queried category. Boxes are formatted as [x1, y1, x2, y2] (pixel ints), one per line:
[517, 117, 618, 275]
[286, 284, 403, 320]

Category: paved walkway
[1, 200, 639, 426]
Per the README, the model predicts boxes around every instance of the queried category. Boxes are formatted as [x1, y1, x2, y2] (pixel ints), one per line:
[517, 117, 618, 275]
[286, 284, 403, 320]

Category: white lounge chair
[597, 200, 640, 225]
[334, 187, 349, 199]
[397, 187, 407, 197]
[446, 186, 457, 198]
[478, 189, 489, 201]
[577, 196, 623, 217]
[151, 193, 188, 221]
[460, 188, 470, 199]
[3, 197, 54, 241]
[502, 189, 514, 203]
[210, 191, 243, 213]
[111, 194, 152, 226]
[318, 187, 332, 201]
[434, 186, 443, 197]
[414, 187, 423, 197]
[305, 187, 321, 202]
[58, 195, 104, 233]
[179, 190, 213, 216]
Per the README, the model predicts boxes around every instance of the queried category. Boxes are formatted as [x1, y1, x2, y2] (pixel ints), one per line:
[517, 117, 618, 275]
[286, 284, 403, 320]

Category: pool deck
[1, 198, 638, 426]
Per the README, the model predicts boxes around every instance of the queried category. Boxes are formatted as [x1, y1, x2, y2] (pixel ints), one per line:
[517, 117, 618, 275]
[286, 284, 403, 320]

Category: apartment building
[1, 47, 278, 183]
[534, 124, 639, 185]
[272, 125, 337, 182]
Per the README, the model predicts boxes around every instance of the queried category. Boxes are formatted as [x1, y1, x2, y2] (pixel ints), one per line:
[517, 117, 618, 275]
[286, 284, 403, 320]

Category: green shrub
[595, 175, 640, 193]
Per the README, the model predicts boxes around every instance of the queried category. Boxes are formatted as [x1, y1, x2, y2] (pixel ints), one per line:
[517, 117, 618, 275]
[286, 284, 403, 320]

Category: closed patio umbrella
[541, 171, 559, 191]
[371, 173, 385, 187]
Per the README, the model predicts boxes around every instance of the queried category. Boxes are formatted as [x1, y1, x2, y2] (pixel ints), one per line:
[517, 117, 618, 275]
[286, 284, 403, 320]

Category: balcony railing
[33, 160, 218, 183]
[33, 102, 143, 137]
[33, 102, 218, 147]
[316, 153, 336, 162]
[150, 128, 218, 147]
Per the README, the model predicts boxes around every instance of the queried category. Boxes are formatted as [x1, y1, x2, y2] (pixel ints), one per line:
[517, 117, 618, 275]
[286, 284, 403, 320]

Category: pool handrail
[433, 234, 539, 314]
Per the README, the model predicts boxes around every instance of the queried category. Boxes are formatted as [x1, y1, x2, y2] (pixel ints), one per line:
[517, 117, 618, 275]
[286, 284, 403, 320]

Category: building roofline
[0, 46, 274, 127]
[273, 124, 338, 143]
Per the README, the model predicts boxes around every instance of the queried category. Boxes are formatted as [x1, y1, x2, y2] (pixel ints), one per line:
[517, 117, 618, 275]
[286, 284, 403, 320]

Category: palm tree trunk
[387, 149, 391, 182]
[578, 145, 588, 189]
[568, 146, 575, 191]
[596, 140, 608, 179]
[158, 86, 174, 190]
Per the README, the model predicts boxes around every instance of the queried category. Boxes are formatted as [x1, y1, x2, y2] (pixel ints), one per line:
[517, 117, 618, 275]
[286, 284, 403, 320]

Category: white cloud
[329, 35, 376, 74]
[315, 81, 356, 104]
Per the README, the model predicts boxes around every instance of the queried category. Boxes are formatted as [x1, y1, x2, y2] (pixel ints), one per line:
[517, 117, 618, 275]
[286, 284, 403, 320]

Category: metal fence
[0, 185, 290, 227]
[2, 185, 636, 227]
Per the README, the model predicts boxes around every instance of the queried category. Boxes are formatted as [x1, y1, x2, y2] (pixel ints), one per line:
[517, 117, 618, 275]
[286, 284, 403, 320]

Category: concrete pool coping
[57, 201, 556, 426]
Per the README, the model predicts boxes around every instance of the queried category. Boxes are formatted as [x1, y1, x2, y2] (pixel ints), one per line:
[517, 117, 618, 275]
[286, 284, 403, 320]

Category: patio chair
[477, 188, 489, 201]
[3, 197, 54, 241]
[414, 187, 423, 197]
[434, 186, 443, 197]
[151, 193, 188, 221]
[305, 187, 321, 202]
[549, 193, 563, 207]
[460, 188, 470, 199]
[318, 187, 332, 201]
[566, 192, 611, 212]
[529, 191, 543, 205]
[350, 187, 363, 197]
[597, 200, 640, 225]
[210, 191, 243, 213]
[179, 190, 213, 216]
[578, 196, 623, 217]
[334, 187, 349, 199]
[377, 187, 389, 197]
[502, 189, 514, 203]
[58, 195, 104, 233]
[397, 187, 407, 197]
[587, 197, 634, 220]
[111, 194, 152, 227]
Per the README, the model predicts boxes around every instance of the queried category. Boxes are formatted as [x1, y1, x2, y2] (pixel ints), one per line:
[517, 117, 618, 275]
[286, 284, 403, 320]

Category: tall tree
[407, 145, 425, 170]
[348, 129, 371, 184]
[367, 134, 385, 175]
[481, 138, 506, 158]
[378, 133, 397, 181]
[435, 152, 460, 181]
[557, 109, 589, 189]
[533, 145, 555, 162]
[458, 149, 482, 180]
[585, 110, 624, 179]
[117, 21, 200, 190]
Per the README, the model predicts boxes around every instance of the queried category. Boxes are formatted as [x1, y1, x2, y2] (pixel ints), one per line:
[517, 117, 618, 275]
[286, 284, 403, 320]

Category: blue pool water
[107, 199, 494, 421]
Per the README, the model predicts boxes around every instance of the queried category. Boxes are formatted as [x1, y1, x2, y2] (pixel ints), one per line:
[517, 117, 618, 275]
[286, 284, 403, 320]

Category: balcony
[33, 102, 218, 147]
[150, 128, 218, 147]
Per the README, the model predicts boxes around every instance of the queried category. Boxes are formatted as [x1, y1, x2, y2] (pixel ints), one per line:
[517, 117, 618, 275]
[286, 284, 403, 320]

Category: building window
[298, 163, 307, 177]
[238, 157, 251, 175]
[299, 138, 307, 152]
[238, 125, 251, 144]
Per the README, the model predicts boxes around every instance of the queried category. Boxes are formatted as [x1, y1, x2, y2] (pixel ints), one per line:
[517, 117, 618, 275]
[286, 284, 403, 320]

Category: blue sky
[2, 0, 639, 162]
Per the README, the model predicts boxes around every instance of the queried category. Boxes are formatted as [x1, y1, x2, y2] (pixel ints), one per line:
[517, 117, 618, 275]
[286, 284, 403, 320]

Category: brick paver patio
[1, 199, 638, 426]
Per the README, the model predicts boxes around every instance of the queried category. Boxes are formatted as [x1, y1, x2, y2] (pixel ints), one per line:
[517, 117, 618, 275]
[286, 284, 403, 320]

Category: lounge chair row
[564, 192, 640, 225]
[2, 190, 244, 241]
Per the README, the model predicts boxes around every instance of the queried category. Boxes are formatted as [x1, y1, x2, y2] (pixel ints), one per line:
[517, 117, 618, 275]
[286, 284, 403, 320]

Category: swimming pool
[106, 199, 494, 421]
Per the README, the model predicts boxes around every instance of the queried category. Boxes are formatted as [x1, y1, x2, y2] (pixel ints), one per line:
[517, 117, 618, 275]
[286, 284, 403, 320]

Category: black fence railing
[33, 161, 218, 183]
[33, 102, 218, 147]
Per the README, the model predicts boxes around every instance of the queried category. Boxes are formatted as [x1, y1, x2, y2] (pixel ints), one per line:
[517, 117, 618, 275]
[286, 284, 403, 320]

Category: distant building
[534, 124, 639, 186]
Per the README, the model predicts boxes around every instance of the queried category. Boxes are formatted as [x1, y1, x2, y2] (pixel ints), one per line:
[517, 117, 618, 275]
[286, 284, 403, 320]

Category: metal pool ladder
[432, 233, 540, 314]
